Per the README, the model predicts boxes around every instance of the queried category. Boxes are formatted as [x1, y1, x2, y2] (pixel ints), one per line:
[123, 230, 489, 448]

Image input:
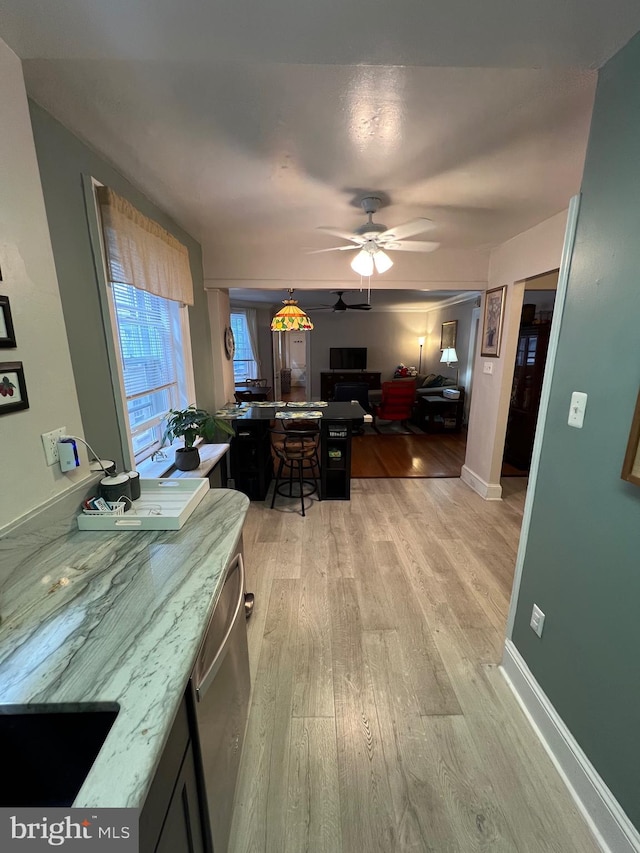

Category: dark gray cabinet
[320, 420, 352, 500]
[140, 696, 205, 853]
[320, 371, 381, 400]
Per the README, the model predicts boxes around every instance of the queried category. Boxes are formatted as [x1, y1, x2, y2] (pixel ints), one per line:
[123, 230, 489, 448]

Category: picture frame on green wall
[481, 286, 506, 357]
[621, 389, 640, 487]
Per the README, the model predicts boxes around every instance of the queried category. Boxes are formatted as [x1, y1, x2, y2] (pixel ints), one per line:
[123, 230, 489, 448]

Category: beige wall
[0, 39, 89, 531]
[462, 211, 568, 498]
[206, 288, 235, 405]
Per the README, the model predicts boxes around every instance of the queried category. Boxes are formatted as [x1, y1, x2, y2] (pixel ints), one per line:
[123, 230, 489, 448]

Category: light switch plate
[483, 362, 493, 375]
[530, 604, 545, 638]
[568, 392, 588, 428]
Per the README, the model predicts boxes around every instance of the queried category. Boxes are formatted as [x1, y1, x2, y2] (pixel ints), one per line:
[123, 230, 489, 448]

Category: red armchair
[371, 381, 416, 430]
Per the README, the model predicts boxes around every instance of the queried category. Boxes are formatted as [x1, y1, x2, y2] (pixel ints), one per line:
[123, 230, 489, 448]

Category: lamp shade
[351, 248, 374, 276]
[270, 295, 314, 331]
[440, 347, 458, 365]
[373, 249, 393, 273]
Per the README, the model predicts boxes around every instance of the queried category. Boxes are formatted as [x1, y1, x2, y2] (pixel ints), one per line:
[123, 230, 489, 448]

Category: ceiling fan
[310, 195, 440, 275]
[309, 291, 372, 312]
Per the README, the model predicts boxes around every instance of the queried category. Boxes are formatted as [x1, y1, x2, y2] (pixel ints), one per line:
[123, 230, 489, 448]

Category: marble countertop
[0, 488, 250, 809]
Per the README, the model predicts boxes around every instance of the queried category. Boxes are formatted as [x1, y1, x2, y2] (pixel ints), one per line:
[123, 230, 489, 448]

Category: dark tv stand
[320, 371, 381, 400]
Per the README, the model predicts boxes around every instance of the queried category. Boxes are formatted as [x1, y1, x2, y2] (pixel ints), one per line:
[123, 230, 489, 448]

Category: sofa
[368, 373, 460, 405]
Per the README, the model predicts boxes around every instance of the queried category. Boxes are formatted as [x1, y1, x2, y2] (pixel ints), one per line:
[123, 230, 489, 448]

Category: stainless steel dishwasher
[190, 550, 251, 853]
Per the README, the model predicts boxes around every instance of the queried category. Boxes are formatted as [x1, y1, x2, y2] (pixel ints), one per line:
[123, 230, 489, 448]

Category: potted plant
[163, 405, 235, 471]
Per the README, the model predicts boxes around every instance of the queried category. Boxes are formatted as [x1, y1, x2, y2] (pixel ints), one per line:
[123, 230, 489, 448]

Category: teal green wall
[512, 33, 640, 824]
[28, 101, 215, 471]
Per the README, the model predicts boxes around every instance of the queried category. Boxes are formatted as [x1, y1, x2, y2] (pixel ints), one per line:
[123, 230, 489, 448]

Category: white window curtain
[97, 186, 194, 305]
[95, 184, 194, 466]
[245, 308, 262, 376]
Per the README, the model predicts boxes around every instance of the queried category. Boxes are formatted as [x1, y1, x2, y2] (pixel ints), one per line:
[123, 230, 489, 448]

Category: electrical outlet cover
[41, 427, 67, 466]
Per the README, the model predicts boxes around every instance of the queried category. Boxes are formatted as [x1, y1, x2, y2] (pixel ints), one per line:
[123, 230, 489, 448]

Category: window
[110, 282, 192, 463]
[93, 182, 196, 468]
[231, 311, 258, 382]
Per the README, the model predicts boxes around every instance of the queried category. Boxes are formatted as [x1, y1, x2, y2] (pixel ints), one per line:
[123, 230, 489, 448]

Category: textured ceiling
[1, 0, 639, 297]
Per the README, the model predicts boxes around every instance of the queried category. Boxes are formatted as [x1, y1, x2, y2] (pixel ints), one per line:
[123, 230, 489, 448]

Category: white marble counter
[0, 488, 249, 809]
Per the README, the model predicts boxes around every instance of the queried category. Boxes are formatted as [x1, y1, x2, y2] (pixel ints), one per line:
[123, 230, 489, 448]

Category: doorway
[502, 272, 558, 475]
[272, 330, 311, 401]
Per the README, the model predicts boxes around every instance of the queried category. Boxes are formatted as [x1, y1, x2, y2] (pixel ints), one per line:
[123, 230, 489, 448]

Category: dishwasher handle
[195, 553, 245, 702]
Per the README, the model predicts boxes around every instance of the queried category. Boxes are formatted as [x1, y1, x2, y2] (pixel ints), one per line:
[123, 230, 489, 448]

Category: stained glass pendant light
[270, 289, 314, 331]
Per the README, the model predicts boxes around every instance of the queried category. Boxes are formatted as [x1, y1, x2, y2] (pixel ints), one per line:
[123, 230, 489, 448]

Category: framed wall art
[0, 296, 16, 348]
[440, 320, 458, 350]
[621, 389, 640, 487]
[0, 362, 29, 414]
[481, 286, 506, 357]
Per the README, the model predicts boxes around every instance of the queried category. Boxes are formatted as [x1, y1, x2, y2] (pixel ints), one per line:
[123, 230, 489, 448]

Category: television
[329, 347, 367, 370]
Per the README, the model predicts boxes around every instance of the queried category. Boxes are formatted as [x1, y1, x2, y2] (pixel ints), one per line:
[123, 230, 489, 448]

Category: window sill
[136, 439, 231, 481]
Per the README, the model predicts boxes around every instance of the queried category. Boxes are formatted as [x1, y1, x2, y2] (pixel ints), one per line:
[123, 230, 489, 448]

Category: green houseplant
[163, 405, 235, 471]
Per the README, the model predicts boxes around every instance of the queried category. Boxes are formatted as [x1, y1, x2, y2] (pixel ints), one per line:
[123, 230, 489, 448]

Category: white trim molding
[502, 640, 640, 853]
[504, 194, 580, 636]
[461, 464, 502, 500]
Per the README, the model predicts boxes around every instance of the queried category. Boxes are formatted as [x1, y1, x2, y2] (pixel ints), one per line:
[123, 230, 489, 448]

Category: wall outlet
[530, 604, 545, 638]
[41, 427, 67, 466]
[483, 361, 493, 375]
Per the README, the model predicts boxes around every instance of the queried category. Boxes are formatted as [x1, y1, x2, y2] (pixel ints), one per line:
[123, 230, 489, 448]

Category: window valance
[97, 186, 194, 306]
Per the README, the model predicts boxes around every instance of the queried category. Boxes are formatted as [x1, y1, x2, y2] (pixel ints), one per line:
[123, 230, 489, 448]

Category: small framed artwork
[0, 362, 29, 414]
[440, 320, 458, 350]
[481, 286, 506, 357]
[621, 389, 640, 487]
[0, 296, 16, 348]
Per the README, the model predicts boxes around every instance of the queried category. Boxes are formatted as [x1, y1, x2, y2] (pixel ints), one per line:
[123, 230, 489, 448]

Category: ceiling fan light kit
[270, 289, 314, 331]
[314, 194, 440, 277]
[351, 248, 374, 276]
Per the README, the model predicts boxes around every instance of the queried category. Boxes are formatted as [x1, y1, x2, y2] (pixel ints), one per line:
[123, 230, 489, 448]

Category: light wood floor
[229, 478, 600, 853]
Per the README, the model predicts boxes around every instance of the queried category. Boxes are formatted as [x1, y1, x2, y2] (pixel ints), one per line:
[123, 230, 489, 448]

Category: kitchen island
[0, 487, 249, 817]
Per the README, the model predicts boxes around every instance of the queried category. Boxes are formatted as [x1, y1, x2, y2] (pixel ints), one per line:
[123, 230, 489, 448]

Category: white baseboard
[460, 464, 502, 500]
[501, 640, 640, 853]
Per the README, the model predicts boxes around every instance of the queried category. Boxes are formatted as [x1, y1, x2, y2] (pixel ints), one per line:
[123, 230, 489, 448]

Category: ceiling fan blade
[346, 304, 372, 310]
[306, 245, 360, 254]
[382, 240, 441, 253]
[316, 226, 364, 244]
[377, 217, 435, 241]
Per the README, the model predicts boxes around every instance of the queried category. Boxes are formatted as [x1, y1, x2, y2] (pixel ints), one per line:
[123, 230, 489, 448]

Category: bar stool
[270, 428, 321, 516]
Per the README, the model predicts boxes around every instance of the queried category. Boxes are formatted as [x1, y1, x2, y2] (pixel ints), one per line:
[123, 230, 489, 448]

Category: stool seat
[270, 428, 321, 516]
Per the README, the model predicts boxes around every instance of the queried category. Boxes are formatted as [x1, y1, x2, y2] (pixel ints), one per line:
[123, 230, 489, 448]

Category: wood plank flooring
[229, 478, 601, 853]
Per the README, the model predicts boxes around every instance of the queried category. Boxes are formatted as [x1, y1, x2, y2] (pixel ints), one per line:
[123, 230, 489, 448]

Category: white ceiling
[2, 0, 640, 300]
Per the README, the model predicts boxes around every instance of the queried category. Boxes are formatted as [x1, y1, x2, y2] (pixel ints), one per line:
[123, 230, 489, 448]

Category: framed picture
[0, 296, 16, 348]
[481, 286, 506, 357]
[440, 320, 458, 350]
[0, 362, 29, 414]
[621, 389, 640, 487]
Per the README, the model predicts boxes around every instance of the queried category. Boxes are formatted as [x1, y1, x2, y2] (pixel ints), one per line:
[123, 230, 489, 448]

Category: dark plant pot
[175, 446, 200, 471]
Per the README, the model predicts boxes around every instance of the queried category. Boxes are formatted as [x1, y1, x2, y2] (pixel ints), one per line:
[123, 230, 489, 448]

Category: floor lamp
[418, 337, 425, 372]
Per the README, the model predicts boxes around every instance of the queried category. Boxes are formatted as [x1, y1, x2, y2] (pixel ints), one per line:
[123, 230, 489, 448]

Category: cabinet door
[155, 743, 205, 853]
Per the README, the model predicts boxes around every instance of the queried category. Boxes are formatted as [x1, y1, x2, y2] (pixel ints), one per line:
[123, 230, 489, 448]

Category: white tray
[77, 478, 209, 531]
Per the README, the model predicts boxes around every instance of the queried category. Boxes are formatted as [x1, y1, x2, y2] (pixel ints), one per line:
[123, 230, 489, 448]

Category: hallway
[229, 478, 599, 852]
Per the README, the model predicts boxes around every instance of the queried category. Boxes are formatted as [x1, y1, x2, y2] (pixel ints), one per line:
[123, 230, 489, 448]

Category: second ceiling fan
[310, 291, 372, 312]
[311, 195, 440, 275]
